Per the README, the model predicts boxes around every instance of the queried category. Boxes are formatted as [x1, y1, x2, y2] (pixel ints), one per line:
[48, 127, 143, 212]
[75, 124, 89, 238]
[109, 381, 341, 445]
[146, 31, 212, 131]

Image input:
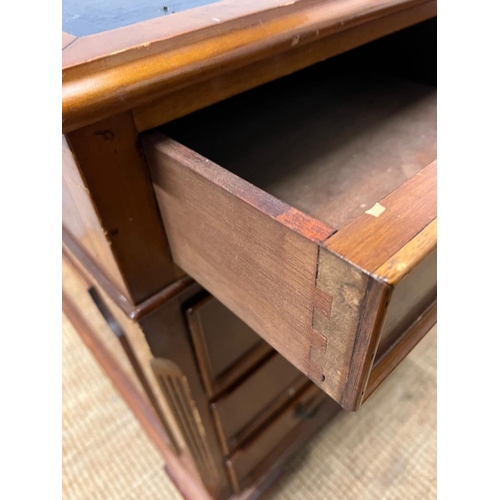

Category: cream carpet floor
[63, 308, 436, 500]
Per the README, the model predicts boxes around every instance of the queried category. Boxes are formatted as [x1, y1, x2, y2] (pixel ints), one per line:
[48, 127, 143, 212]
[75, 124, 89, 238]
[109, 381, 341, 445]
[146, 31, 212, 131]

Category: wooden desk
[62, 1, 437, 498]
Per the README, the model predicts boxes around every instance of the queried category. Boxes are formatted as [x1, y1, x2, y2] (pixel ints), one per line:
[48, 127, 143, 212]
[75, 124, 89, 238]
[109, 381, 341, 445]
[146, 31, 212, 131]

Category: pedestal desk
[62, 1, 437, 498]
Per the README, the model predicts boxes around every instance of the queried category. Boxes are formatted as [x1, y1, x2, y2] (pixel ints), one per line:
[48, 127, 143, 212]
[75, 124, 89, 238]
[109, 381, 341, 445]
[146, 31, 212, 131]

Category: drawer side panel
[143, 134, 372, 409]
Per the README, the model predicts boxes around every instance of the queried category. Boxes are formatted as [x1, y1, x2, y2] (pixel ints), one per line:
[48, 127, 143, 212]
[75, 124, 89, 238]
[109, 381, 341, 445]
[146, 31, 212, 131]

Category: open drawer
[142, 29, 436, 411]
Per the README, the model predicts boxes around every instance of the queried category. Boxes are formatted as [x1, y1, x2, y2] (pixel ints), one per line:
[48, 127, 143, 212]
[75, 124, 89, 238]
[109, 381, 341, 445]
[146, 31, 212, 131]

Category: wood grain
[162, 67, 436, 233]
[211, 354, 306, 455]
[62, 0, 436, 131]
[186, 295, 266, 399]
[225, 384, 328, 491]
[62, 291, 213, 500]
[139, 283, 233, 499]
[134, 1, 436, 131]
[339, 277, 391, 410]
[209, 343, 275, 404]
[63, 227, 194, 321]
[143, 121, 436, 411]
[377, 247, 436, 357]
[233, 396, 341, 499]
[62, 0, 297, 67]
[325, 161, 437, 272]
[66, 112, 182, 304]
[364, 301, 437, 402]
[63, 252, 191, 454]
[143, 133, 331, 395]
[151, 358, 221, 492]
[89, 285, 184, 453]
[66, 238, 255, 497]
[375, 218, 437, 285]
[63, 137, 129, 295]
[374, 219, 437, 355]
[310, 248, 369, 400]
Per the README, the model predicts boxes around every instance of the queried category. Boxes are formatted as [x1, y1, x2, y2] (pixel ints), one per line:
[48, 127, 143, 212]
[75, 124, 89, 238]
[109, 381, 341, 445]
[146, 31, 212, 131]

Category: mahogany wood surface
[87, 285, 183, 452]
[377, 247, 436, 357]
[62, 0, 436, 132]
[65, 112, 183, 304]
[374, 219, 437, 355]
[138, 284, 233, 499]
[211, 353, 307, 455]
[186, 295, 266, 399]
[62, 291, 213, 500]
[62, 227, 194, 321]
[225, 384, 333, 492]
[63, 252, 192, 453]
[375, 218, 437, 286]
[133, 1, 436, 132]
[61, 3, 437, 497]
[144, 144, 436, 411]
[143, 50, 437, 410]
[64, 244, 343, 500]
[364, 301, 437, 402]
[162, 68, 436, 231]
[145, 132, 329, 392]
[214, 343, 275, 404]
[64, 234, 343, 498]
[324, 161, 437, 271]
[62, 137, 129, 296]
[233, 395, 341, 499]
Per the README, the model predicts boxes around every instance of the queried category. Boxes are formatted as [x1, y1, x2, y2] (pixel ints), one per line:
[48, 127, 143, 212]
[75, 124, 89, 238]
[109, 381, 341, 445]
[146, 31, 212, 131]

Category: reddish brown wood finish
[364, 302, 437, 401]
[139, 284, 234, 499]
[211, 353, 307, 455]
[144, 120, 436, 412]
[225, 384, 335, 492]
[62, 137, 128, 294]
[377, 248, 436, 356]
[62, 227, 194, 321]
[186, 295, 270, 399]
[62, 291, 212, 500]
[62, 0, 436, 132]
[64, 237, 342, 499]
[375, 218, 437, 285]
[62, 4, 437, 498]
[133, 0, 437, 132]
[324, 161, 437, 272]
[144, 142, 436, 412]
[65, 112, 183, 304]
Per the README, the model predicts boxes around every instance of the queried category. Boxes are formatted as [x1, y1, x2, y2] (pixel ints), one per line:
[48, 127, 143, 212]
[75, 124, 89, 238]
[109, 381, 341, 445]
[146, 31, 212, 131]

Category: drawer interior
[144, 19, 437, 411]
[160, 21, 436, 235]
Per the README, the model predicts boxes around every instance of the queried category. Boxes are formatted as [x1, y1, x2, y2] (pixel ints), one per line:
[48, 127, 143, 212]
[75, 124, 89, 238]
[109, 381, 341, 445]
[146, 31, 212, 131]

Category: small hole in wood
[371, 353, 375, 360]
[321, 375, 326, 382]
[361, 391, 365, 396]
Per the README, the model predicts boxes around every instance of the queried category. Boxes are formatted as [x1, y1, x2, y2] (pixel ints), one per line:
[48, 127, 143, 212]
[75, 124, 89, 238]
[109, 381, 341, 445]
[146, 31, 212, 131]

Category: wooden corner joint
[309, 246, 390, 411]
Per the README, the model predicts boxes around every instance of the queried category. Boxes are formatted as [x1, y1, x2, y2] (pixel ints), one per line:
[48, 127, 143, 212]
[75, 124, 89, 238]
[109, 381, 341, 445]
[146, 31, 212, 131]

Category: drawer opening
[158, 20, 436, 234]
[143, 19, 436, 412]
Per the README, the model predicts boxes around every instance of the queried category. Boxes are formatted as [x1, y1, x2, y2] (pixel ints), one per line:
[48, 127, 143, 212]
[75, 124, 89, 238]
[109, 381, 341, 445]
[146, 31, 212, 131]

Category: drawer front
[186, 295, 272, 399]
[225, 383, 331, 491]
[142, 44, 437, 411]
[211, 353, 308, 454]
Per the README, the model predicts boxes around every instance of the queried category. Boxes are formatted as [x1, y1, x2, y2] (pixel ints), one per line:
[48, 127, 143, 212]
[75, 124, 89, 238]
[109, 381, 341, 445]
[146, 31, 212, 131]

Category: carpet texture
[62, 276, 436, 500]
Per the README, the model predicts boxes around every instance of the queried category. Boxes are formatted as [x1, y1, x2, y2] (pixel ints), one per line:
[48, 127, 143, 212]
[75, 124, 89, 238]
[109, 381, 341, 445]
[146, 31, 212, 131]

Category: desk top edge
[62, 0, 436, 132]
